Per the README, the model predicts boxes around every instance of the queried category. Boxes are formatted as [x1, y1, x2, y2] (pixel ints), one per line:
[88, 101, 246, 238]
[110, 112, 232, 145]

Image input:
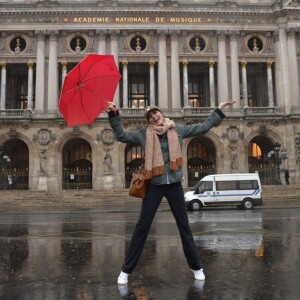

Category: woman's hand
[106, 102, 117, 112]
[218, 99, 236, 110]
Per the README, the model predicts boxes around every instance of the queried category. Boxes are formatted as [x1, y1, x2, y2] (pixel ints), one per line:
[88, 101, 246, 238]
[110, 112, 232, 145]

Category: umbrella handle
[106, 102, 118, 116]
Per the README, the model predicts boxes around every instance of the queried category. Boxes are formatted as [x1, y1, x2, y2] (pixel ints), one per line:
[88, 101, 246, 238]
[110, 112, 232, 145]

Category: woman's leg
[122, 183, 164, 274]
[165, 182, 202, 271]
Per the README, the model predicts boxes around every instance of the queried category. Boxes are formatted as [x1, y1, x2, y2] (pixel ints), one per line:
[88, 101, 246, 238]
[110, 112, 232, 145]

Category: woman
[107, 99, 235, 285]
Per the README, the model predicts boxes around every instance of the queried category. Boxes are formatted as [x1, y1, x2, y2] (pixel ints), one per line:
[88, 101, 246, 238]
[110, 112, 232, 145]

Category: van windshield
[191, 181, 213, 193]
[190, 181, 204, 191]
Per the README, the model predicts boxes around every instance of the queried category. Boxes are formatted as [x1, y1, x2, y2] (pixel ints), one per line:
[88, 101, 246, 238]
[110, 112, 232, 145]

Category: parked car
[185, 173, 263, 211]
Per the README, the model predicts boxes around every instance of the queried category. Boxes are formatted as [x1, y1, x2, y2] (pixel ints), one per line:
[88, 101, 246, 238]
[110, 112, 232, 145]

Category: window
[238, 180, 258, 190]
[130, 36, 147, 52]
[189, 37, 206, 52]
[10, 37, 26, 53]
[128, 63, 149, 108]
[216, 181, 237, 191]
[245, 63, 269, 107]
[70, 37, 87, 53]
[186, 63, 210, 107]
[247, 37, 263, 53]
[6, 64, 35, 109]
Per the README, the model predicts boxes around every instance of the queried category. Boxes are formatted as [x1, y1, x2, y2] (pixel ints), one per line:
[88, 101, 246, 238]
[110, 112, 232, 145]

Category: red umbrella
[58, 54, 121, 126]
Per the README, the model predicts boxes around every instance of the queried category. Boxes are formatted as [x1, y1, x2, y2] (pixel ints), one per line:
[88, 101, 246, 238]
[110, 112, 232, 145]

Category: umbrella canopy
[58, 54, 121, 126]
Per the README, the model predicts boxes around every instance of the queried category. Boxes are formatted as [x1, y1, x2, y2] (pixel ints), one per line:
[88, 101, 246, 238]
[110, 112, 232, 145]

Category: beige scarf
[144, 118, 183, 180]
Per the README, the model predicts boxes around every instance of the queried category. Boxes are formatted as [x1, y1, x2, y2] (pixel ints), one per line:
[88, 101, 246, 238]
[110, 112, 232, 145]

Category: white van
[185, 173, 263, 211]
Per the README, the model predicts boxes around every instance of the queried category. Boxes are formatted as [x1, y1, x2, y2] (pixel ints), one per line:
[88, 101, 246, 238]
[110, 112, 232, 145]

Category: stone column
[61, 61, 67, 84]
[97, 30, 107, 54]
[122, 60, 128, 108]
[35, 30, 46, 114]
[27, 61, 34, 109]
[209, 60, 216, 107]
[267, 61, 275, 107]
[149, 60, 155, 106]
[158, 30, 168, 109]
[278, 26, 291, 112]
[274, 31, 284, 107]
[0, 63, 6, 109]
[47, 31, 58, 114]
[109, 30, 120, 106]
[287, 28, 300, 106]
[241, 61, 248, 108]
[229, 31, 241, 107]
[182, 59, 189, 107]
[170, 30, 181, 111]
[217, 31, 229, 103]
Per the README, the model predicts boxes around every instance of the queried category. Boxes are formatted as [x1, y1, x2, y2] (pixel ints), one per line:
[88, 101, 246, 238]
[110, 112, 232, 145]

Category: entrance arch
[248, 135, 276, 184]
[125, 144, 144, 188]
[62, 138, 92, 190]
[0, 139, 29, 190]
[187, 137, 216, 187]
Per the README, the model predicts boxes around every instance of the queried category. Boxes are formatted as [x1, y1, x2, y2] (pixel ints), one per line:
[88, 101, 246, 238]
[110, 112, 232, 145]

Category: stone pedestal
[103, 175, 113, 190]
[37, 175, 48, 191]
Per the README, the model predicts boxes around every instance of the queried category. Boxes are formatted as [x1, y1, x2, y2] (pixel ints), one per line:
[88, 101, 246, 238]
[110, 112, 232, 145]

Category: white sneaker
[191, 268, 205, 281]
[117, 271, 129, 285]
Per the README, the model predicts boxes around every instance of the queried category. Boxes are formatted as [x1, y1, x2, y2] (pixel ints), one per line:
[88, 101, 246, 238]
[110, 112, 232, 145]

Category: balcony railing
[0, 106, 290, 120]
[243, 106, 281, 116]
[183, 107, 215, 116]
[120, 108, 145, 117]
[0, 109, 32, 119]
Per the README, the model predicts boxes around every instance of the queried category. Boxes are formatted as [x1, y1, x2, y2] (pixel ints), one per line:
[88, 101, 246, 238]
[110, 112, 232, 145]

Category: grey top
[109, 109, 225, 185]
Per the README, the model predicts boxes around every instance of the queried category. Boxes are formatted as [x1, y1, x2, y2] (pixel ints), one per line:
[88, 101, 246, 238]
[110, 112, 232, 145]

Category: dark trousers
[122, 181, 202, 274]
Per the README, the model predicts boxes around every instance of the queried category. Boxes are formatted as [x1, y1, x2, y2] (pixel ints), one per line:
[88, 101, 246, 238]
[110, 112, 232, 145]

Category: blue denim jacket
[109, 109, 225, 185]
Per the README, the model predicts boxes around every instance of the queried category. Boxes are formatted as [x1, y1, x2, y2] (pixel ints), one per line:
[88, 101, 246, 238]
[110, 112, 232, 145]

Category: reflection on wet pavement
[0, 207, 299, 299]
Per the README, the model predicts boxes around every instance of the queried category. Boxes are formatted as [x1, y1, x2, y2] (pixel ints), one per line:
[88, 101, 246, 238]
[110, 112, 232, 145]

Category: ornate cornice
[0, 1, 299, 27]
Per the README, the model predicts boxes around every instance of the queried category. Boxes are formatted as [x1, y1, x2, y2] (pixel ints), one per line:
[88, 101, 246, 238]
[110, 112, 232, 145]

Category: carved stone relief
[222, 126, 244, 171]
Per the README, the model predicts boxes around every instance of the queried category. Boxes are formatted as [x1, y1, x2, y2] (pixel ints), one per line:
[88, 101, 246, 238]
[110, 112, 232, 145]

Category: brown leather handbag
[129, 168, 148, 199]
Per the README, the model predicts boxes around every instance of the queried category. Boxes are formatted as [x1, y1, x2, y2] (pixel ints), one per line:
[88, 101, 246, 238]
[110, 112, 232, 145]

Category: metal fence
[249, 164, 277, 185]
[0, 168, 29, 190]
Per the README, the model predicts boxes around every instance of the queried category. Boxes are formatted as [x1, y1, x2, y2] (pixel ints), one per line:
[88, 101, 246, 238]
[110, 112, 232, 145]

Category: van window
[205, 181, 213, 191]
[216, 181, 237, 190]
[238, 180, 258, 190]
[197, 181, 213, 193]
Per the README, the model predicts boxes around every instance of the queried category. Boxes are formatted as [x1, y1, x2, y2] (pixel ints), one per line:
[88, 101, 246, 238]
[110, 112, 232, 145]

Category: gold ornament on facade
[75, 37, 81, 53]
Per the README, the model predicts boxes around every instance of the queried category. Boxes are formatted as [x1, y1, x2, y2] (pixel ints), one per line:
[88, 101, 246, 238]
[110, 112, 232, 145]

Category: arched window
[62, 138, 92, 190]
[187, 137, 216, 187]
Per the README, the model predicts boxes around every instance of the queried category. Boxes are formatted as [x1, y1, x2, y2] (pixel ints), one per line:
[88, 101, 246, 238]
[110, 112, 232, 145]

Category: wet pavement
[0, 200, 299, 300]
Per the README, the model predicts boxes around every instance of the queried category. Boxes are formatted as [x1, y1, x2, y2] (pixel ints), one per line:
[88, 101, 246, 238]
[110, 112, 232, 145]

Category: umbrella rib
[79, 55, 111, 82]
[82, 85, 109, 103]
[62, 85, 81, 96]
[78, 86, 108, 123]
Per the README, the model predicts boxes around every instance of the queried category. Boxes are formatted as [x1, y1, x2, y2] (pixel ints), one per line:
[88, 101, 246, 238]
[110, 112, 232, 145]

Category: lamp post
[273, 142, 281, 185]
[0, 146, 11, 190]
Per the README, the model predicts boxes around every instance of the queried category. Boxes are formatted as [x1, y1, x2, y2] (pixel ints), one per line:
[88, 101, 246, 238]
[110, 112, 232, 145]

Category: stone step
[0, 185, 299, 207]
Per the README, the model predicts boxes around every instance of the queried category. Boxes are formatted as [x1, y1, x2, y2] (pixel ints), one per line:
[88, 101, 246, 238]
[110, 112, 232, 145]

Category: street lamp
[0, 146, 11, 190]
[274, 142, 281, 185]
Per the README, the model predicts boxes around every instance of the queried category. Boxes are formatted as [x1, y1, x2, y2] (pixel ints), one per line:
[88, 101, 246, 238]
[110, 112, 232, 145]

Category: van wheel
[190, 200, 202, 211]
[242, 199, 253, 210]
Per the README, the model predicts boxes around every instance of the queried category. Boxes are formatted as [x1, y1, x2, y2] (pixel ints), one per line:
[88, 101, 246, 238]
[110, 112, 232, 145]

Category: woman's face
[148, 110, 164, 126]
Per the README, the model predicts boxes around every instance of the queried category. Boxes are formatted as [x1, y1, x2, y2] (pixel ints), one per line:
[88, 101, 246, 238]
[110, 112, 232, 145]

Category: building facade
[0, 0, 299, 191]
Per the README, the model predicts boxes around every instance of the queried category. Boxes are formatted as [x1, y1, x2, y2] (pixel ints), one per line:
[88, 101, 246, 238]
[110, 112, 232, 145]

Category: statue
[103, 148, 112, 175]
[230, 144, 238, 170]
[40, 149, 47, 174]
